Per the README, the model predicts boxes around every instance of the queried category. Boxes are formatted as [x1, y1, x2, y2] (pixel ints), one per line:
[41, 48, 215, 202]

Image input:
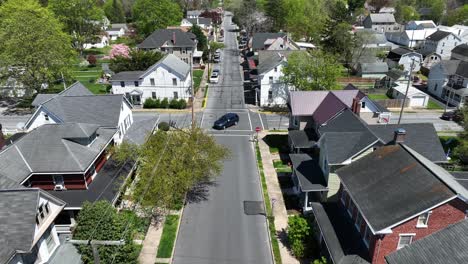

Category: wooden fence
[374, 99, 409, 108]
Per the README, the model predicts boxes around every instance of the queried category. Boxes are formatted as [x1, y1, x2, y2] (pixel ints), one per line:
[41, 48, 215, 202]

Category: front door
[131, 95, 141, 105]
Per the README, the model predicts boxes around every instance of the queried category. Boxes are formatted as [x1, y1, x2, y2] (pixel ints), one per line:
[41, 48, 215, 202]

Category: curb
[169, 194, 186, 264]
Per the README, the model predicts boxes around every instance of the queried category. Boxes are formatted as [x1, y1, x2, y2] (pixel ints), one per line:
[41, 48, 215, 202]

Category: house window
[172, 78, 177, 86]
[269, 76, 273, 84]
[348, 199, 355, 217]
[134, 81, 139, 87]
[442, 42, 445, 47]
[150, 78, 155, 86]
[417, 211, 431, 227]
[174, 92, 178, 99]
[355, 212, 363, 230]
[434, 84, 438, 91]
[363, 226, 372, 248]
[152, 92, 157, 99]
[120, 81, 125, 87]
[361, 101, 366, 109]
[125, 92, 130, 99]
[274, 67, 278, 72]
[44, 114, 49, 121]
[45, 228, 56, 253]
[268, 90, 273, 100]
[36, 202, 51, 226]
[397, 234, 414, 249]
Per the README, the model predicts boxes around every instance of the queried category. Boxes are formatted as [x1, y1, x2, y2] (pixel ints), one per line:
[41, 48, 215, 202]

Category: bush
[158, 121, 170, 131]
[169, 98, 179, 109]
[178, 99, 187, 109]
[143, 98, 157, 108]
[160, 98, 169, 108]
[288, 215, 311, 258]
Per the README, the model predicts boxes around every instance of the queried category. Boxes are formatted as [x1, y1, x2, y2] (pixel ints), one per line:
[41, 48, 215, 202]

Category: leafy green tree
[282, 50, 343, 91]
[446, 4, 468, 26]
[132, 0, 183, 36]
[189, 25, 208, 51]
[395, 2, 420, 23]
[312, 257, 328, 264]
[104, 0, 126, 23]
[265, 0, 286, 31]
[113, 128, 229, 210]
[0, 0, 75, 96]
[110, 49, 163, 72]
[347, 0, 366, 14]
[73, 201, 140, 264]
[283, 0, 327, 42]
[49, 0, 104, 52]
[422, 0, 445, 23]
[321, 22, 354, 70]
[367, 0, 392, 12]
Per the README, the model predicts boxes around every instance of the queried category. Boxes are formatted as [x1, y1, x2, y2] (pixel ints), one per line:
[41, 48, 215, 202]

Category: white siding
[26, 108, 59, 132]
[115, 101, 133, 144]
[427, 64, 447, 98]
[258, 62, 290, 106]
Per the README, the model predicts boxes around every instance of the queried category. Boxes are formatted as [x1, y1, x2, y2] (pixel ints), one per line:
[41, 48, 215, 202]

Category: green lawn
[71, 64, 108, 94]
[273, 160, 292, 173]
[193, 69, 204, 93]
[263, 134, 289, 154]
[120, 210, 151, 239]
[427, 99, 443, 109]
[368, 94, 390, 100]
[156, 215, 180, 258]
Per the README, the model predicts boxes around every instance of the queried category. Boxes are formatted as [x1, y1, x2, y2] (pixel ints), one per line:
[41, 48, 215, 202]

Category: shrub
[312, 257, 328, 264]
[154, 98, 161, 108]
[160, 98, 169, 108]
[178, 99, 187, 109]
[287, 215, 310, 258]
[88, 78, 94, 83]
[169, 98, 179, 109]
[143, 98, 158, 108]
[87, 55, 97, 66]
[158, 121, 170, 131]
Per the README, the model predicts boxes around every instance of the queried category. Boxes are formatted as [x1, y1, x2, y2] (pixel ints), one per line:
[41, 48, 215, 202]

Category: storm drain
[243, 201, 266, 216]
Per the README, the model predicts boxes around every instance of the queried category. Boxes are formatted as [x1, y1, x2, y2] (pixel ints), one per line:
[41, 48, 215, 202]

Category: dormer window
[44, 114, 49, 121]
[36, 202, 50, 226]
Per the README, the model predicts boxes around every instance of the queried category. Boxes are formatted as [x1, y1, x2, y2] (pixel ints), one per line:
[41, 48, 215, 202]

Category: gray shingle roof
[426, 30, 452, 41]
[110, 71, 145, 81]
[0, 189, 65, 263]
[289, 154, 327, 192]
[257, 50, 297, 74]
[368, 13, 396, 23]
[452, 44, 468, 57]
[385, 219, 468, 264]
[437, 60, 468, 79]
[124, 117, 158, 145]
[31, 82, 93, 107]
[0, 124, 116, 184]
[288, 130, 316, 149]
[187, 17, 212, 25]
[251, 32, 287, 50]
[336, 144, 458, 233]
[368, 123, 447, 162]
[138, 29, 196, 49]
[31, 94, 56, 107]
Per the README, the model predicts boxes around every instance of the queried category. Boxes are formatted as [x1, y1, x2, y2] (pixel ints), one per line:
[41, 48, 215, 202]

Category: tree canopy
[395, 2, 420, 23]
[113, 128, 230, 210]
[446, 4, 468, 26]
[282, 51, 343, 91]
[0, 0, 75, 96]
[110, 49, 163, 72]
[265, 0, 286, 31]
[190, 25, 208, 52]
[104, 0, 126, 23]
[283, 0, 327, 42]
[132, 0, 183, 36]
[48, 0, 104, 52]
[73, 201, 140, 264]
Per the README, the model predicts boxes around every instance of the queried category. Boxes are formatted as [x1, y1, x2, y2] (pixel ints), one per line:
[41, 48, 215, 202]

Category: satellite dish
[16, 122, 25, 130]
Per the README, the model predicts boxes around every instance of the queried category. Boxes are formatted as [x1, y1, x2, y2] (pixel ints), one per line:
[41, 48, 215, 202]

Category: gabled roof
[251, 32, 287, 50]
[31, 81, 93, 107]
[426, 30, 453, 41]
[138, 29, 196, 49]
[385, 220, 468, 264]
[368, 123, 447, 162]
[0, 124, 116, 184]
[451, 44, 468, 57]
[386, 68, 405, 80]
[289, 154, 327, 191]
[367, 13, 396, 23]
[257, 50, 297, 74]
[31, 94, 56, 107]
[336, 144, 462, 233]
[313, 93, 348, 125]
[111, 54, 190, 81]
[187, 17, 212, 25]
[358, 62, 389, 74]
[388, 47, 414, 56]
[0, 189, 65, 263]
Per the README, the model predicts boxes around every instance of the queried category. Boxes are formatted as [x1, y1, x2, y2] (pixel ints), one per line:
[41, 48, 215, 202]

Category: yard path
[258, 132, 299, 264]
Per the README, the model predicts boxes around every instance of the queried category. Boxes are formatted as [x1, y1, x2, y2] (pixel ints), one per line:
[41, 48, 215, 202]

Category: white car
[210, 72, 219, 83]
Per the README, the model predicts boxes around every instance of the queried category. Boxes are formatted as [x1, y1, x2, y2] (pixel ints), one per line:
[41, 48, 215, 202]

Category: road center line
[247, 110, 253, 131]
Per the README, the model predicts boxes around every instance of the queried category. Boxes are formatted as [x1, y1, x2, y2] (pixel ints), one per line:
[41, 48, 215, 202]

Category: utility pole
[397, 58, 416, 125]
[61, 72, 67, 90]
[68, 239, 125, 264]
[190, 53, 195, 130]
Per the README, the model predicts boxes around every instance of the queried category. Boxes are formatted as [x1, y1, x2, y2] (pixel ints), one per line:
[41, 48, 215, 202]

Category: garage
[410, 96, 427, 107]
[391, 83, 430, 108]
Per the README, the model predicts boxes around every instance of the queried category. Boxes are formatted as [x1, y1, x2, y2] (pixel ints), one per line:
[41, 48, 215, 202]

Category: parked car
[210, 72, 219, 83]
[213, 113, 239, 129]
[213, 54, 221, 63]
[213, 69, 220, 74]
[219, 37, 224, 42]
[441, 110, 463, 122]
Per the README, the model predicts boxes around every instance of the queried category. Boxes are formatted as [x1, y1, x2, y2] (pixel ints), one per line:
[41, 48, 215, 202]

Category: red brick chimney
[172, 32, 176, 45]
[352, 97, 361, 116]
[394, 128, 406, 144]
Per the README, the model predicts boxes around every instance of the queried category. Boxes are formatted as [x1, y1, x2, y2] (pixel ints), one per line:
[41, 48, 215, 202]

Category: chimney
[394, 128, 406, 144]
[172, 32, 176, 45]
[352, 97, 361, 116]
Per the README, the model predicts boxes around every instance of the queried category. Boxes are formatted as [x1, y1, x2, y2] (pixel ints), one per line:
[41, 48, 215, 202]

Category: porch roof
[288, 130, 317, 149]
[289, 154, 327, 192]
[48, 158, 134, 208]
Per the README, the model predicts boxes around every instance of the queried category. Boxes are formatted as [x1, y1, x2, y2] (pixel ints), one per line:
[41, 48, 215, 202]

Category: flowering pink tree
[109, 44, 130, 59]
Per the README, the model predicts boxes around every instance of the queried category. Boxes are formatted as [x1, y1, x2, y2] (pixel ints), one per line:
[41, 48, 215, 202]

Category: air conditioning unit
[54, 184, 65, 191]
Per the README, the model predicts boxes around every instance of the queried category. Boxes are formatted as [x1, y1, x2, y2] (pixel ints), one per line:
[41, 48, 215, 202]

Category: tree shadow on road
[186, 180, 218, 204]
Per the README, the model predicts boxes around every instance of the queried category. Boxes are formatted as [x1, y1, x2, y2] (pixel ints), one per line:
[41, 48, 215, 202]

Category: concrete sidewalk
[258, 132, 299, 264]
[138, 216, 165, 264]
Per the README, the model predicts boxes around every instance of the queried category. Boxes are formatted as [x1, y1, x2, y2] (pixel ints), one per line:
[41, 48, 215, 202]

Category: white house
[110, 54, 192, 105]
[422, 52, 442, 70]
[420, 30, 464, 59]
[106, 23, 128, 40]
[1, 189, 65, 264]
[256, 50, 299, 106]
[405, 20, 436, 30]
[83, 35, 109, 49]
[386, 47, 423, 72]
[391, 82, 430, 107]
[363, 13, 402, 33]
[181, 17, 213, 31]
[385, 29, 437, 48]
[25, 82, 133, 144]
[427, 60, 468, 107]
[186, 10, 203, 18]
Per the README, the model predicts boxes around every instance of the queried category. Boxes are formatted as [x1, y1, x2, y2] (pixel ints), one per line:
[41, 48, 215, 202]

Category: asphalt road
[172, 13, 273, 264]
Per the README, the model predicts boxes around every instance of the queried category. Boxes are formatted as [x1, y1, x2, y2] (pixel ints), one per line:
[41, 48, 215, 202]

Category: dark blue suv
[213, 113, 239, 129]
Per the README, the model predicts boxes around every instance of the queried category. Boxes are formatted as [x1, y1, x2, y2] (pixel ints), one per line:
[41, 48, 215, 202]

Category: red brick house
[333, 144, 468, 264]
